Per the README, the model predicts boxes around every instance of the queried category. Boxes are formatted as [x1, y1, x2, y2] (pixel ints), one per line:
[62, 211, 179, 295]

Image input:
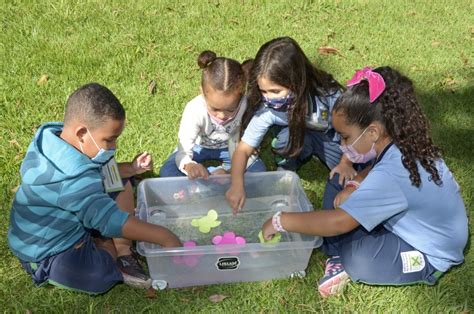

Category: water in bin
[150, 209, 166, 222]
[270, 199, 289, 212]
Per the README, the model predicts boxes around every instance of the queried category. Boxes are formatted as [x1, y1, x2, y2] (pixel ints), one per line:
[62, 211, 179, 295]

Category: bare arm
[226, 141, 256, 213]
[262, 208, 359, 240]
[122, 216, 182, 248]
[118, 161, 136, 178]
[117, 152, 153, 178]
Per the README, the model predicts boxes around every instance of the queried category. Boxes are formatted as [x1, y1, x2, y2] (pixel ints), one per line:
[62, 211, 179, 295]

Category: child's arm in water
[122, 215, 182, 248]
[226, 141, 256, 214]
[117, 152, 153, 178]
[261, 209, 359, 240]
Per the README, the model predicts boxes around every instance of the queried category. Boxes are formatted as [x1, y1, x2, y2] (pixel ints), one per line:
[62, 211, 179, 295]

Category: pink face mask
[339, 127, 377, 163]
[207, 100, 241, 125]
[208, 113, 234, 125]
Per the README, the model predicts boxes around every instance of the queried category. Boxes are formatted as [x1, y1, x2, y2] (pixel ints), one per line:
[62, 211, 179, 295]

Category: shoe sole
[122, 273, 152, 289]
[318, 271, 350, 297]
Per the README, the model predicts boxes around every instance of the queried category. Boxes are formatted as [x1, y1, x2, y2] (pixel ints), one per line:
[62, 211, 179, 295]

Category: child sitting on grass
[261, 67, 468, 297]
[8, 83, 181, 294]
[159, 50, 266, 179]
[226, 37, 359, 213]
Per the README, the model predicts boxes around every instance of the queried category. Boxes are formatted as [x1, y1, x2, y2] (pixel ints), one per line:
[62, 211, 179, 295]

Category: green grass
[1, 0, 472, 312]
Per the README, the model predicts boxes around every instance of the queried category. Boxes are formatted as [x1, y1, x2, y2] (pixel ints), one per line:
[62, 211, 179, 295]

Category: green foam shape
[258, 230, 282, 244]
[191, 209, 221, 233]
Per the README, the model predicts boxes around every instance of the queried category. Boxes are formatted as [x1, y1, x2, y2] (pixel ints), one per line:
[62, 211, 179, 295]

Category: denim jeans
[159, 145, 266, 177]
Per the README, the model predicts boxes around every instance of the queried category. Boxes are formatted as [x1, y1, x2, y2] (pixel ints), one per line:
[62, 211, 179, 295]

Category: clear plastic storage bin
[136, 171, 323, 290]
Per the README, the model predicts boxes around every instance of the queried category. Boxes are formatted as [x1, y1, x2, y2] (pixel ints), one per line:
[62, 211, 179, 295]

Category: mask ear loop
[350, 127, 369, 147]
[86, 129, 102, 151]
[78, 141, 84, 154]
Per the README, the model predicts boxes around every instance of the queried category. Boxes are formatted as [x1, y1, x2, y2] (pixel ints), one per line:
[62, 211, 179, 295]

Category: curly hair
[333, 66, 443, 187]
[242, 37, 341, 157]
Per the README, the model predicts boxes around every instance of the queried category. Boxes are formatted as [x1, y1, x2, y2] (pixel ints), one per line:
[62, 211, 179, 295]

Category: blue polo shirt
[242, 93, 340, 148]
[340, 143, 468, 272]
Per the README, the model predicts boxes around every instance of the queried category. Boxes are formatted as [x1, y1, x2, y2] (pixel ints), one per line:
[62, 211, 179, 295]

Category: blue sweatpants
[320, 176, 442, 285]
[271, 127, 342, 171]
[159, 145, 266, 177]
[272, 127, 370, 210]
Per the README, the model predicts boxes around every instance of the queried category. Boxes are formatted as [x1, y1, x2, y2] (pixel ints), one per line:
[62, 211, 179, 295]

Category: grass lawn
[1, 0, 472, 312]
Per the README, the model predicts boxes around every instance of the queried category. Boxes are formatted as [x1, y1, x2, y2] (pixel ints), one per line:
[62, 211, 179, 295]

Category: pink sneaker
[318, 256, 350, 297]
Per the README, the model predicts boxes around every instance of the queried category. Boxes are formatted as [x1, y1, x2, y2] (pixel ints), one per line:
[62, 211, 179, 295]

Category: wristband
[272, 211, 287, 232]
[345, 180, 360, 189]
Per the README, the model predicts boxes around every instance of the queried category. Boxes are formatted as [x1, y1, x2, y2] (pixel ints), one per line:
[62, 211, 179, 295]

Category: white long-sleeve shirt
[175, 94, 248, 173]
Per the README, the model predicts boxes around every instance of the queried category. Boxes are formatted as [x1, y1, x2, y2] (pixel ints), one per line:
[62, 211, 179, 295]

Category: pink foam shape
[212, 231, 247, 246]
[173, 241, 202, 267]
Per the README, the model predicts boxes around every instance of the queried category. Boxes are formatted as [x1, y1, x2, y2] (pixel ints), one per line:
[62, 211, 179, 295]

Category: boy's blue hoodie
[8, 123, 129, 262]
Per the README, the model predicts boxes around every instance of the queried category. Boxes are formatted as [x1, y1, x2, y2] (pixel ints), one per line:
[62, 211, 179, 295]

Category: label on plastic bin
[216, 256, 240, 271]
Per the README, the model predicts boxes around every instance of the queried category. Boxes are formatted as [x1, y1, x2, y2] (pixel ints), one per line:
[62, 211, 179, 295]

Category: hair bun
[241, 59, 254, 81]
[197, 50, 217, 69]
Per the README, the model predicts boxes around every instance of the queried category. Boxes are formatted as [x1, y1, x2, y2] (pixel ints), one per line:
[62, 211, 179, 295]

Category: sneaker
[117, 254, 152, 289]
[318, 256, 350, 297]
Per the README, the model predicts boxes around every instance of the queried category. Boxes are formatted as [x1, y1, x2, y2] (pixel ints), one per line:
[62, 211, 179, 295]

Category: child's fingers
[264, 232, 276, 241]
[140, 155, 152, 169]
[263, 227, 272, 240]
[200, 167, 209, 180]
[338, 174, 346, 185]
[237, 198, 245, 212]
[230, 197, 238, 214]
[135, 152, 146, 161]
[329, 168, 336, 179]
[333, 197, 339, 209]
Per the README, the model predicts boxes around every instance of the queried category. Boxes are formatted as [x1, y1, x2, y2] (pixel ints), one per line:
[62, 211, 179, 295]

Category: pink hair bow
[347, 67, 386, 102]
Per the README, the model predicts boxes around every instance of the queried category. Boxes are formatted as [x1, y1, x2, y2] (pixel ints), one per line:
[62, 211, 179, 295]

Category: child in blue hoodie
[8, 83, 181, 294]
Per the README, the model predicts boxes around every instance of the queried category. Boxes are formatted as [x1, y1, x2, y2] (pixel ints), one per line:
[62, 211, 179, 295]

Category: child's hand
[333, 186, 356, 208]
[330, 161, 357, 186]
[161, 233, 183, 248]
[132, 152, 153, 175]
[261, 217, 278, 241]
[225, 184, 245, 215]
[210, 168, 228, 176]
[184, 163, 209, 180]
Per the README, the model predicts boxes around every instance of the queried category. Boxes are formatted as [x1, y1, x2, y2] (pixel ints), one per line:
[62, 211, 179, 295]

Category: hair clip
[347, 67, 386, 102]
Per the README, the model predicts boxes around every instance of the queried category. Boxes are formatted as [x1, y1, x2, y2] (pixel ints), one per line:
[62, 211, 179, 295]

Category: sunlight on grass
[1, 0, 472, 312]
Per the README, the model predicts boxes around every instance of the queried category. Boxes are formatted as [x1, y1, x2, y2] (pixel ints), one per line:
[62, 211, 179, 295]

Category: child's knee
[340, 251, 376, 282]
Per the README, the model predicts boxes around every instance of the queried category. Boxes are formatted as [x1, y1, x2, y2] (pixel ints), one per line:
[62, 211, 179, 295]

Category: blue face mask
[81, 129, 116, 164]
[262, 92, 295, 111]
